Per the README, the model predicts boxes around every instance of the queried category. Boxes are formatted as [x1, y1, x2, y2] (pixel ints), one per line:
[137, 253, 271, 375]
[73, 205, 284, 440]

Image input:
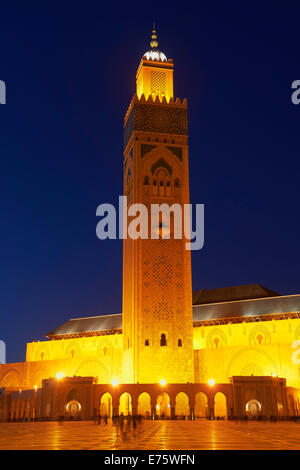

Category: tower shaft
[122, 41, 194, 384]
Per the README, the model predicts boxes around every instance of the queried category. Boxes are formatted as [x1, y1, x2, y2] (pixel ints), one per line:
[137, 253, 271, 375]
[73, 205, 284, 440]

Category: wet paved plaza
[0, 420, 300, 450]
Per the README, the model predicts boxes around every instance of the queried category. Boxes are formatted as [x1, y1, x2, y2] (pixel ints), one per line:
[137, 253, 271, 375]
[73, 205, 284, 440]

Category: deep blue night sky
[0, 1, 299, 362]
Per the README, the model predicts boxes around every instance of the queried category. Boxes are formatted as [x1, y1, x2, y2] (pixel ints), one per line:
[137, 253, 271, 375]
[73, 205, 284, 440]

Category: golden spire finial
[150, 22, 158, 49]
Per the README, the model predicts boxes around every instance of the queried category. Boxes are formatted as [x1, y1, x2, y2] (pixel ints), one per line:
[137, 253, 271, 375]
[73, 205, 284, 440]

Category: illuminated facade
[122, 26, 193, 384]
[1, 29, 300, 421]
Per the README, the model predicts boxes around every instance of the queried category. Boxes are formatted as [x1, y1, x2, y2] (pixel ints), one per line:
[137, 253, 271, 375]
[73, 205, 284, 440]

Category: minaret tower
[122, 27, 194, 384]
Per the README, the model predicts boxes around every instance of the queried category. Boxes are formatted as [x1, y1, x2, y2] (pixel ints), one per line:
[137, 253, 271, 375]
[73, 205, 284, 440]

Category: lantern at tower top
[137, 25, 174, 103]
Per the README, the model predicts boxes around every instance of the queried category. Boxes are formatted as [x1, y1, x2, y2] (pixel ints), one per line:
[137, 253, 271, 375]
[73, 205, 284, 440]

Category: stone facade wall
[0, 334, 123, 388]
[194, 318, 300, 387]
[2, 317, 300, 390]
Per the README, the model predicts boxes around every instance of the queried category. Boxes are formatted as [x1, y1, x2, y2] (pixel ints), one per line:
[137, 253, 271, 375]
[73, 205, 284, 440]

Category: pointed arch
[175, 392, 189, 419]
[151, 158, 172, 176]
[138, 392, 151, 417]
[214, 392, 227, 419]
[194, 392, 208, 419]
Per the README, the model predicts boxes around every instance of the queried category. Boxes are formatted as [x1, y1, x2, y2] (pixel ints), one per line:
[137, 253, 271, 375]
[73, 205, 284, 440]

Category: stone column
[207, 399, 215, 420]
[2, 394, 8, 423]
[150, 394, 156, 420]
[188, 392, 195, 420]
[189, 405, 195, 421]
[227, 400, 234, 420]
[131, 396, 138, 417]
[113, 404, 118, 418]
[170, 396, 176, 420]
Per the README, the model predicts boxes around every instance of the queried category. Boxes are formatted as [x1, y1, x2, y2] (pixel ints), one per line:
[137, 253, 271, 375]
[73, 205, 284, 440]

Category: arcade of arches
[1, 375, 299, 422]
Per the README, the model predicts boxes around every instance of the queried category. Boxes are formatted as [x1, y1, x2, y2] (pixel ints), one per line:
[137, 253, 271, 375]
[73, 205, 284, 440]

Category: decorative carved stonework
[141, 143, 157, 158]
[151, 158, 173, 176]
[124, 102, 188, 149]
[166, 146, 183, 161]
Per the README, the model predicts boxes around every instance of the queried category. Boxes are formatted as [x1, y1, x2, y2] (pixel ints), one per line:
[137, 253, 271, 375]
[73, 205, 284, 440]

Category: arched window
[175, 178, 180, 188]
[152, 167, 172, 197]
[70, 349, 75, 358]
[166, 180, 171, 197]
[152, 178, 158, 196]
[160, 333, 167, 347]
[40, 352, 45, 360]
[144, 176, 149, 185]
[145, 339, 149, 346]
[178, 339, 182, 347]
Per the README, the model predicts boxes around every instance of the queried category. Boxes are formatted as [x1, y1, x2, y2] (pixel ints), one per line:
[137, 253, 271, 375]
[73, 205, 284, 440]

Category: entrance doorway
[245, 399, 262, 418]
[66, 400, 81, 419]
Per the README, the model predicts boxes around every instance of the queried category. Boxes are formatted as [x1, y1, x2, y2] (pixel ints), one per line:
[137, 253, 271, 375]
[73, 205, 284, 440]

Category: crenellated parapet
[124, 93, 187, 124]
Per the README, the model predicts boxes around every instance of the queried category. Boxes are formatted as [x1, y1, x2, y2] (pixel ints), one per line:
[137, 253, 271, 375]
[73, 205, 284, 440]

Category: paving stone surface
[0, 420, 300, 450]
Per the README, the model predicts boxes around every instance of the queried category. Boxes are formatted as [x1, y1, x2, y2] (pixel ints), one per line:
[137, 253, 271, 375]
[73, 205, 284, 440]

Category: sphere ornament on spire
[144, 24, 167, 62]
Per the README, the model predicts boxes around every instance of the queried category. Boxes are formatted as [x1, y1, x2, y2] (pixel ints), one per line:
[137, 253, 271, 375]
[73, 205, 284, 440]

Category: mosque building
[1, 28, 300, 421]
